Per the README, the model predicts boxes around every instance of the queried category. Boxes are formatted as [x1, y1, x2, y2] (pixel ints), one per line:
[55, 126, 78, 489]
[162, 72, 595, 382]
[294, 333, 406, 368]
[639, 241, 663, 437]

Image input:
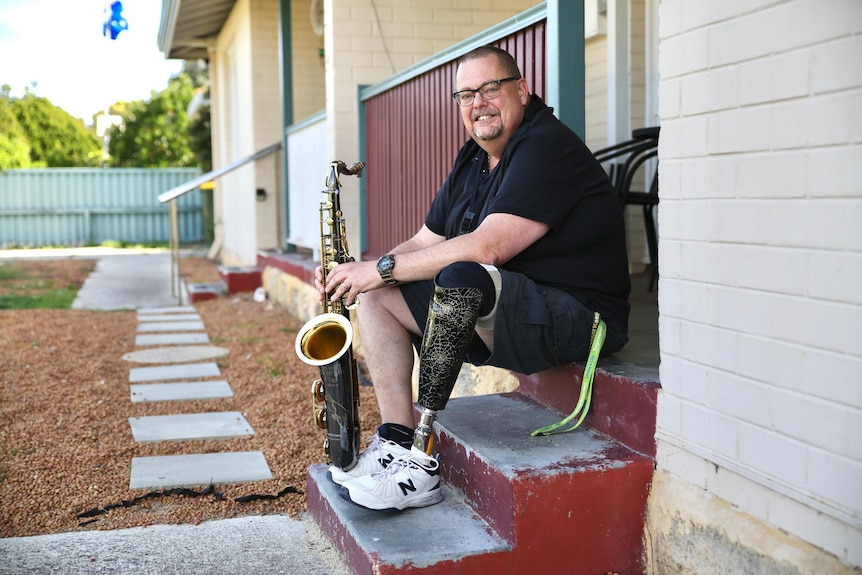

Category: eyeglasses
[452, 77, 520, 107]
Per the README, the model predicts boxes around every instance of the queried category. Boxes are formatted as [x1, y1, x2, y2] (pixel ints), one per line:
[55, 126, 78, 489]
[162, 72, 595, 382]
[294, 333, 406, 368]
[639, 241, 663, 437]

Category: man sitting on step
[316, 45, 631, 511]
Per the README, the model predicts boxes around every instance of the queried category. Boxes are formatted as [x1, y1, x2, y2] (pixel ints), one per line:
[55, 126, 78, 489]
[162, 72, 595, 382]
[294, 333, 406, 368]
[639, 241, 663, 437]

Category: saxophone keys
[312, 378, 325, 402]
[314, 406, 327, 430]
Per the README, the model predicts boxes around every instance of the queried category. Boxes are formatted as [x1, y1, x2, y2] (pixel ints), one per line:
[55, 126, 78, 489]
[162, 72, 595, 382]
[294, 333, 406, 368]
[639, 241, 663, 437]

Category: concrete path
[72, 251, 182, 310]
[0, 516, 348, 575]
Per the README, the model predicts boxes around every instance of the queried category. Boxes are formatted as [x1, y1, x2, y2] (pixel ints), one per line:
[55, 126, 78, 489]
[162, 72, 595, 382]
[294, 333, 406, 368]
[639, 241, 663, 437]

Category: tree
[0, 86, 31, 170]
[0, 67, 213, 172]
[106, 73, 198, 167]
[9, 92, 101, 167]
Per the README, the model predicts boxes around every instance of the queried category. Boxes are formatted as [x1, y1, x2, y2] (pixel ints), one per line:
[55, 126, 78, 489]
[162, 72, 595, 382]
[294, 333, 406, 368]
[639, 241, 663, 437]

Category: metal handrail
[158, 141, 282, 204]
[159, 141, 283, 303]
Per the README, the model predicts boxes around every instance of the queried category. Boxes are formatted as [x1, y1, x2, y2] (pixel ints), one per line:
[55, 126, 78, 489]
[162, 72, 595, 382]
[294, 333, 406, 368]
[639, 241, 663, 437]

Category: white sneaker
[339, 446, 443, 511]
[329, 434, 410, 486]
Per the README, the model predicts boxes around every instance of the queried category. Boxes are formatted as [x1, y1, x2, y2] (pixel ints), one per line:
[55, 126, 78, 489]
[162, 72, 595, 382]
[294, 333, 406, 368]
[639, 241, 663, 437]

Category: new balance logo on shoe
[398, 479, 416, 496]
[378, 453, 396, 469]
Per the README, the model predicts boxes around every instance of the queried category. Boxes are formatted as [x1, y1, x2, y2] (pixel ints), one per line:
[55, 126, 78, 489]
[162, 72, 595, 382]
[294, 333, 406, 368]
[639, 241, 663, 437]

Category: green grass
[0, 263, 84, 310]
[0, 287, 80, 309]
[0, 265, 27, 281]
[0, 240, 171, 252]
[97, 240, 169, 249]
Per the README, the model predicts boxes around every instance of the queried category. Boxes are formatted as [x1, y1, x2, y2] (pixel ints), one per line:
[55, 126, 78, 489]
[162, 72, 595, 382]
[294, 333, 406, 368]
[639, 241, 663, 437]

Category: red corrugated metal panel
[363, 21, 546, 260]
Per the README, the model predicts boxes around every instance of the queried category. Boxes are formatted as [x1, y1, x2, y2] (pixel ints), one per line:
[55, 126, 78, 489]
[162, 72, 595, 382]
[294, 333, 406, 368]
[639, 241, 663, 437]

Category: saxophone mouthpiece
[326, 161, 365, 191]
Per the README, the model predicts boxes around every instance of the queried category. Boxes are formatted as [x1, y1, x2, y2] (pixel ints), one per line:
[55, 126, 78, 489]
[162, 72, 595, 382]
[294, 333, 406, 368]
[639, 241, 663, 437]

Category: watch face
[378, 255, 394, 272]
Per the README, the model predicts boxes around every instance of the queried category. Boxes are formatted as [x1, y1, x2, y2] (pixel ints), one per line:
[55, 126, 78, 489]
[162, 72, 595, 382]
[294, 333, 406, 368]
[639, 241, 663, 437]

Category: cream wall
[584, 0, 653, 273]
[291, 0, 326, 121]
[214, 0, 258, 265]
[650, 0, 862, 571]
[211, 0, 284, 266]
[625, 0, 648, 268]
[584, 36, 609, 148]
[251, 0, 285, 252]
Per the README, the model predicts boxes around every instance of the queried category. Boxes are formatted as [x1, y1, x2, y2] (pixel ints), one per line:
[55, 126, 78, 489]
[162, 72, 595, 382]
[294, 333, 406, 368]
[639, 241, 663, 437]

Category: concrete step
[516, 361, 660, 457]
[307, 465, 513, 575]
[128, 362, 221, 383]
[308, 393, 653, 575]
[130, 380, 234, 403]
[137, 306, 197, 315]
[136, 320, 207, 333]
[135, 332, 211, 346]
[128, 412, 254, 442]
[122, 345, 229, 365]
[186, 282, 226, 303]
[137, 313, 202, 322]
[130, 451, 272, 490]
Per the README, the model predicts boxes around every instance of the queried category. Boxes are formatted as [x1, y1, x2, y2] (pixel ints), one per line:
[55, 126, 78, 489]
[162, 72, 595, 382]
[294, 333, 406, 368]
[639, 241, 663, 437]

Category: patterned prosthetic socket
[413, 284, 484, 454]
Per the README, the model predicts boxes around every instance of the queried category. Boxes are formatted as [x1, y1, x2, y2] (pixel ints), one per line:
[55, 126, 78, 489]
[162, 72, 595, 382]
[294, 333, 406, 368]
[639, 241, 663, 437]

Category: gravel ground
[0, 256, 380, 538]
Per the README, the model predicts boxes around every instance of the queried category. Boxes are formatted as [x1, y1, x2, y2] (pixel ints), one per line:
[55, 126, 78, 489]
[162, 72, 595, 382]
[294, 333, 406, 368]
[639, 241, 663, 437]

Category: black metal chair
[594, 127, 660, 291]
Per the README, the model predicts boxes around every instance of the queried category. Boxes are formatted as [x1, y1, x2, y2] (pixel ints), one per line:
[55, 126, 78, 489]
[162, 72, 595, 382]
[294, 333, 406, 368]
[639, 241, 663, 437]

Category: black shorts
[400, 270, 625, 375]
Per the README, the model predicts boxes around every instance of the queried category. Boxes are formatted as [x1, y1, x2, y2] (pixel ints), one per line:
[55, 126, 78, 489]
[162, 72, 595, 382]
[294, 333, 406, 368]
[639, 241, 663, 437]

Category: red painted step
[217, 265, 263, 294]
[516, 361, 660, 457]
[307, 392, 653, 575]
[186, 282, 225, 303]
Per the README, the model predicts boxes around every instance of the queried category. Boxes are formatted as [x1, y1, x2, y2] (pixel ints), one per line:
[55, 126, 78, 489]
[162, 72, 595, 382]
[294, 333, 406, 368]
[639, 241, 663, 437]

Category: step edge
[307, 464, 512, 573]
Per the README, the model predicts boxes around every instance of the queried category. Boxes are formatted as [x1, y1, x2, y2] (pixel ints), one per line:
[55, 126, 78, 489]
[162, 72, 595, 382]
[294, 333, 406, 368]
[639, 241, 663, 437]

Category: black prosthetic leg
[413, 284, 484, 454]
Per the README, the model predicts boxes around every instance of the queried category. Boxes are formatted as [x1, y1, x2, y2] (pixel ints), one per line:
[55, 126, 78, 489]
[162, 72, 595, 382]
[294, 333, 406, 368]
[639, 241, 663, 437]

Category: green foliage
[98, 240, 168, 249]
[9, 94, 101, 167]
[0, 66, 212, 172]
[0, 87, 32, 170]
[107, 73, 198, 167]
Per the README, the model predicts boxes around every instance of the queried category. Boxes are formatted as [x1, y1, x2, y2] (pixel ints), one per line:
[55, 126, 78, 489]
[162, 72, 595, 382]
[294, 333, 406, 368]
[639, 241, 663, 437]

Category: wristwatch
[376, 254, 398, 285]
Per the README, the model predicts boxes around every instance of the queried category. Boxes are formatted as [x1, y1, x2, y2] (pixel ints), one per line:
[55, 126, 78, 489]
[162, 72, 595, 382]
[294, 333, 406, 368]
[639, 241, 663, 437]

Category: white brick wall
[657, 0, 862, 566]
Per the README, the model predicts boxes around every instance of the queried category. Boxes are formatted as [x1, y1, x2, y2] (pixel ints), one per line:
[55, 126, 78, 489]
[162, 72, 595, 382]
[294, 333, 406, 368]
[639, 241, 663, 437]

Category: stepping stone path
[127, 306, 273, 490]
[130, 380, 233, 403]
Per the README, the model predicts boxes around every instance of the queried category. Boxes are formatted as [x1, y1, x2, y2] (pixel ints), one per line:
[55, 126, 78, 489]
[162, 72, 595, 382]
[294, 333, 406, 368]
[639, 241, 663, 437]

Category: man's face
[455, 55, 528, 144]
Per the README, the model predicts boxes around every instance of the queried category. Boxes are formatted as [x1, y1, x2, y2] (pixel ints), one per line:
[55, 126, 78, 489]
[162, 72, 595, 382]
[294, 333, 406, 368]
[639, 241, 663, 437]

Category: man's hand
[320, 260, 385, 307]
[314, 264, 327, 303]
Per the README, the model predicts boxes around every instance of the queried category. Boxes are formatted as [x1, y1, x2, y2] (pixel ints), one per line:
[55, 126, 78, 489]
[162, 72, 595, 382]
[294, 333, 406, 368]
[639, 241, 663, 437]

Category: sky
[0, 0, 185, 124]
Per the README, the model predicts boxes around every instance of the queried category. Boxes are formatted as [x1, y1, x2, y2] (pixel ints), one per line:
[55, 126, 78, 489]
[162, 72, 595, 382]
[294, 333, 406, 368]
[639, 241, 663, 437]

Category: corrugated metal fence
[0, 168, 202, 247]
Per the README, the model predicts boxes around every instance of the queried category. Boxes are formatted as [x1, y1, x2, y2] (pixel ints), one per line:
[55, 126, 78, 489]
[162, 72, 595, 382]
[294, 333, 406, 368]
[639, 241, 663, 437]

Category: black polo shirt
[425, 94, 631, 333]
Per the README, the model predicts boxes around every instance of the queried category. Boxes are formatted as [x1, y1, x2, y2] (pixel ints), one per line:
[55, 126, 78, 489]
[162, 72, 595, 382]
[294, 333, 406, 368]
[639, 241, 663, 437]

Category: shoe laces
[364, 434, 405, 456]
[373, 451, 437, 479]
[364, 434, 384, 452]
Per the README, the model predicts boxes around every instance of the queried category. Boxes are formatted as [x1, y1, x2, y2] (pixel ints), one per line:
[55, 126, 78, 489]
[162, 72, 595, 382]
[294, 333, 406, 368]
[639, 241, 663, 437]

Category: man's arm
[389, 213, 549, 283]
[322, 212, 549, 305]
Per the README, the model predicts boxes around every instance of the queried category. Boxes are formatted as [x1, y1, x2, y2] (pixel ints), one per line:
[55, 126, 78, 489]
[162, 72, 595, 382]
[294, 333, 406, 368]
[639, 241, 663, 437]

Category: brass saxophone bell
[295, 313, 354, 367]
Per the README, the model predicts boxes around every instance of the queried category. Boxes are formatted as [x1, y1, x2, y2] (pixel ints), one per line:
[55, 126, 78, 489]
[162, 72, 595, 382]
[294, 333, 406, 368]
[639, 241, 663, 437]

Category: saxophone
[295, 160, 365, 470]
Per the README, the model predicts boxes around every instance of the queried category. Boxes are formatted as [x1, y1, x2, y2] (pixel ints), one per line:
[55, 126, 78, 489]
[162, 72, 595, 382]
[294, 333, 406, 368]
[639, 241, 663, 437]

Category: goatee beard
[473, 123, 503, 141]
